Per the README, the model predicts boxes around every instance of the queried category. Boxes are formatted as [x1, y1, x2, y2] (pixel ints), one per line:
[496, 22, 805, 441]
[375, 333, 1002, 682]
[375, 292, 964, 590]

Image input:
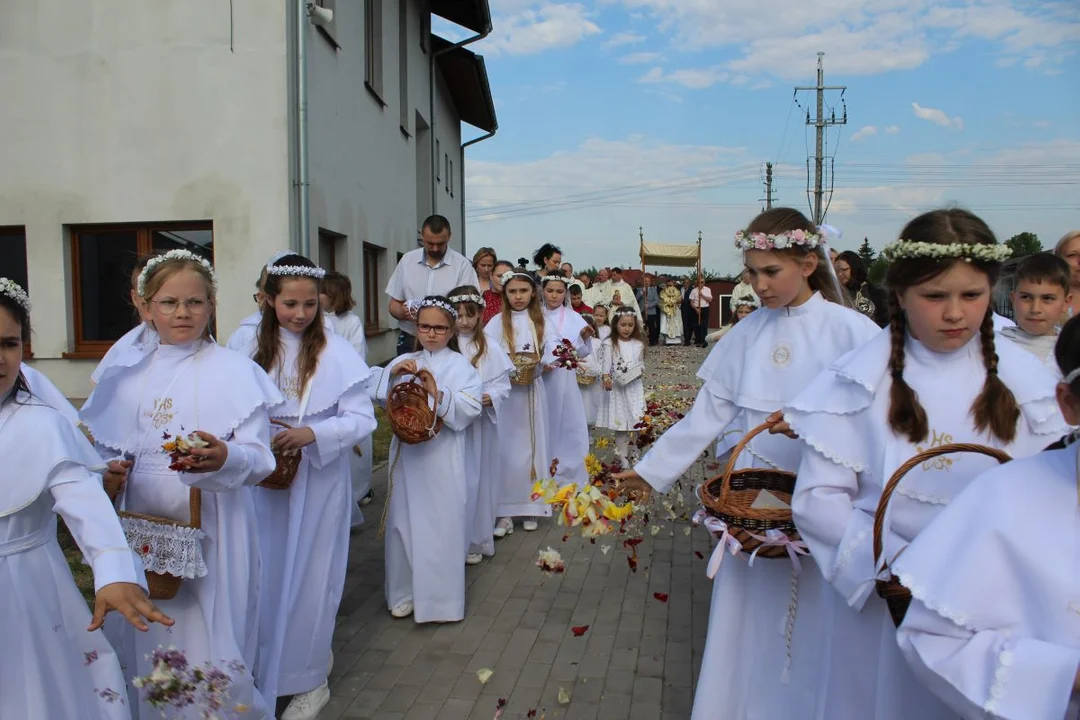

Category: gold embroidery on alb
[146, 397, 175, 429]
[916, 429, 954, 472]
[280, 375, 301, 401]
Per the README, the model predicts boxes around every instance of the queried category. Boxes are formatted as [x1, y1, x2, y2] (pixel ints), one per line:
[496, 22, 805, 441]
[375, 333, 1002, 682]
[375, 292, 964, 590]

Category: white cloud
[619, 51, 664, 64]
[638, 65, 728, 89]
[885, 125, 901, 134]
[911, 102, 964, 130]
[603, 31, 646, 48]
[851, 125, 879, 142]
[483, 3, 602, 56]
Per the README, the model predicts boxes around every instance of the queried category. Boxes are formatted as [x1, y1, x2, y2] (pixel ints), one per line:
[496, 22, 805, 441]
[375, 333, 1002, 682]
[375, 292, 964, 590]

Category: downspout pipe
[460, 128, 496, 255]
[295, 0, 312, 257]
[430, 20, 492, 221]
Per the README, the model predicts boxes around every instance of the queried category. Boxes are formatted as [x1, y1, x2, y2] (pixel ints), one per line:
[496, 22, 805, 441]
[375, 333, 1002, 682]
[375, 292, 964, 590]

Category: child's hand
[611, 471, 652, 503]
[391, 359, 418, 376]
[103, 459, 132, 501]
[765, 410, 798, 439]
[272, 427, 316, 453]
[603, 376, 613, 391]
[176, 432, 229, 473]
[482, 393, 493, 407]
[90, 582, 174, 632]
[580, 326, 595, 340]
[417, 369, 438, 400]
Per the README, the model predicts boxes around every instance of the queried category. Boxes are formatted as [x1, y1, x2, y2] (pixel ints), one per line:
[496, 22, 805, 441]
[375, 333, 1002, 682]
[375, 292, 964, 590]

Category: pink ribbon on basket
[745, 529, 809, 574]
[692, 509, 744, 580]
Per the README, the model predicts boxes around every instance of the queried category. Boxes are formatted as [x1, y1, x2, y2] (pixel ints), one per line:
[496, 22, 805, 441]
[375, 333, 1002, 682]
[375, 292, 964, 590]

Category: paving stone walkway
[323, 345, 714, 720]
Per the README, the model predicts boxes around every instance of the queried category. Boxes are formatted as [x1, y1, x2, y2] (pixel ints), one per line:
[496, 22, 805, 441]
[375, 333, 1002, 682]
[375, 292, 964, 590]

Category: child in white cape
[578, 313, 604, 427]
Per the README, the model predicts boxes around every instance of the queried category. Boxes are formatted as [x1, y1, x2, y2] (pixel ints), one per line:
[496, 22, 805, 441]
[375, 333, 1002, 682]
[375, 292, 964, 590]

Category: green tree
[1005, 232, 1041, 258]
[868, 256, 889, 286]
[857, 237, 876, 268]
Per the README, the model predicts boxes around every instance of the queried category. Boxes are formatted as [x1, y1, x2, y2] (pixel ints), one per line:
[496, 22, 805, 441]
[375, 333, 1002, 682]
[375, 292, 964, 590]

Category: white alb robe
[635, 292, 880, 720]
[579, 336, 605, 426]
[1, 392, 144, 720]
[22, 364, 80, 425]
[80, 339, 282, 719]
[325, 311, 375, 527]
[459, 333, 513, 557]
[541, 305, 592, 487]
[484, 311, 554, 517]
[229, 328, 376, 700]
[894, 446, 1080, 720]
[595, 337, 645, 433]
[785, 330, 1067, 720]
[91, 323, 157, 385]
[372, 347, 483, 622]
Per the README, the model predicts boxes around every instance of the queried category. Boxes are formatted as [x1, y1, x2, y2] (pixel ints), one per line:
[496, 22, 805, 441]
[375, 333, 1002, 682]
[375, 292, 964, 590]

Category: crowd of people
[4, 208, 1080, 720]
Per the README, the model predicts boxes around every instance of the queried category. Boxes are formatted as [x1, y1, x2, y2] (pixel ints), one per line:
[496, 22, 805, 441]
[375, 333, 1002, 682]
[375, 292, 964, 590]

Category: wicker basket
[510, 352, 541, 386]
[576, 370, 597, 386]
[259, 420, 303, 490]
[388, 371, 443, 445]
[698, 419, 799, 558]
[873, 443, 1010, 626]
[119, 488, 202, 600]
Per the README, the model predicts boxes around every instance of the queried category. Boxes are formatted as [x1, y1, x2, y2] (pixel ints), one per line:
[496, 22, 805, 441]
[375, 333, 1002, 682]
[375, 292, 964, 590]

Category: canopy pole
[696, 231, 703, 325]
[639, 226, 646, 281]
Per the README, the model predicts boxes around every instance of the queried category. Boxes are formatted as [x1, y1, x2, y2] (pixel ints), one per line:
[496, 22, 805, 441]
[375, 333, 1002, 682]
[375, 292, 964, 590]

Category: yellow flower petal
[477, 668, 494, 685]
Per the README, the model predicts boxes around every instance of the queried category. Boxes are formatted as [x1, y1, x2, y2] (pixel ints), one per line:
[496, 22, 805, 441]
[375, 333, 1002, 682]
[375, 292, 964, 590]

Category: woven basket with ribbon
[260, 419, 303, 490]
[388, 370, 443, 445]
[576, 369, 597, 386]
[119, 488, 206, 600]
[873, 443, 1011, 627]
[698, 419, 801, 559]
[510, 352, 540, 386]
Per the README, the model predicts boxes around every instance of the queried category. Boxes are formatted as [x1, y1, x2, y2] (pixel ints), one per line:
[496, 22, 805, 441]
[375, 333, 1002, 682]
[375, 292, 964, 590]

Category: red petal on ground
[623, 538, 644, 549]
[628, 555, 638, 572]
[653, 592, 669, 602]
[694, 551, 704, 559]
[571, 625, 589, 637]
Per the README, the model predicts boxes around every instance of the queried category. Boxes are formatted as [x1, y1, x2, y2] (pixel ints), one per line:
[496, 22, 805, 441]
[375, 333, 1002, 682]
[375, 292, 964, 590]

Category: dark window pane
[78, 230, 138, 342]
[0, 228, 28, 291]
[151, 229, 213, 263]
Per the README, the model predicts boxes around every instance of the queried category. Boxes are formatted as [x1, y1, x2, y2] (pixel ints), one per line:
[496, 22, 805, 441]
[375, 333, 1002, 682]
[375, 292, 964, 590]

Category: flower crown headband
[731, 294, 760, 309]
[0, 278, 31, 313]
[448, 293, 483, 306]
[419, 297, 458, 319]
[266, 264, 327, 280]
[500, 270, 536, 286]
[539, 274, 568, 286]
[138, 250, 217, 298]
[613, 306, 637, 318]
[734, 228, 821, 252]
[881, 240, 1012, 263]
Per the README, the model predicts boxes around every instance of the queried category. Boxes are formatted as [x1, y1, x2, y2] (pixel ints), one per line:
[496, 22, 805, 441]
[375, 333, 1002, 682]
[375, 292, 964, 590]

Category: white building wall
[0, 0, 291, 397]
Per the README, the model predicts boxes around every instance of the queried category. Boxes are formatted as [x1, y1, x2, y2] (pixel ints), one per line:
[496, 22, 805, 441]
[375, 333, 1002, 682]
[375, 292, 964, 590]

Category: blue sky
[440, 0, 1080, 276]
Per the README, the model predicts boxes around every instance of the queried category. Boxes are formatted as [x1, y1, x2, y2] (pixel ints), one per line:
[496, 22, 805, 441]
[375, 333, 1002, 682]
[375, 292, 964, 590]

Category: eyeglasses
[417, 323, 451, 335]
[153, 298, 209, 316]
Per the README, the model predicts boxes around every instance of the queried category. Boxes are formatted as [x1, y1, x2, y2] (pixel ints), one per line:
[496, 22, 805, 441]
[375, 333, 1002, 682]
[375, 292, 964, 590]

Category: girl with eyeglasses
[370, 296, 484, 622]
[79, 250, 283, 718]
[227, 254, 377, 719]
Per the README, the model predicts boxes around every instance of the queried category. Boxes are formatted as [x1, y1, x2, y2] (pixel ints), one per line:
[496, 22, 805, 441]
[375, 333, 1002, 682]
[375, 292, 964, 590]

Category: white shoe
[493, 517, 514, 538]
[282, 682, 330, 720]
[391, 600, 414, 618]
[522, 518, 539, 532]
[466, 553, 483, 565]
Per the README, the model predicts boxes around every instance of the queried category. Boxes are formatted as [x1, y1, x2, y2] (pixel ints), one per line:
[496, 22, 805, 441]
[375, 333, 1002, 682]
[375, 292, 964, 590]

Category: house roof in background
[433, 36, 497, 133]
[430, 0, 492, 35]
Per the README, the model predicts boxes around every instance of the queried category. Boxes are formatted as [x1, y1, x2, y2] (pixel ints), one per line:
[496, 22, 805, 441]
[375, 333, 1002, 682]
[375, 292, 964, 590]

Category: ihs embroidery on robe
[770, 342, 793, 369]
[916, 429, 955, 471]
[280, 375, 301, 401]
[146, 397, 176, 429]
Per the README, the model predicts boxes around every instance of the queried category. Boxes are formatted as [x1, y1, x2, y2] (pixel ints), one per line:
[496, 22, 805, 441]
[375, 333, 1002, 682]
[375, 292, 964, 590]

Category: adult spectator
[1055, 230, 1080, 318]
[636, 275, 660, 345]
[386, 214, 478, 355]
[483, 259, 514, 325]
[680, 277, 696, 345]
[472, 246, 500, 322]
[835, 250, 888, 327]
[585, 268, 610, 308]
[608, 267, 641, 319]
[689, 277, 713, 347]
[730, 269, 758, 305]
[561, 262, 574, 278]
[533, 243, 562, 277]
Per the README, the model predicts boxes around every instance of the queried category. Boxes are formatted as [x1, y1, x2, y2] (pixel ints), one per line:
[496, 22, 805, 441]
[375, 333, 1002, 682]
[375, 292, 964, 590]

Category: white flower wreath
[0, 277, 31, 312]
[138, 250, 217, 298]
[881, 240, 1012, 263]
[266, 264, 327, 280]
[734, 229, 821, 252]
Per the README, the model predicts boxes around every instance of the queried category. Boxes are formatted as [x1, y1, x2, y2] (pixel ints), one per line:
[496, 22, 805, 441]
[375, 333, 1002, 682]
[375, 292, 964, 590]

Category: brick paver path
[323, 346, 714, 720]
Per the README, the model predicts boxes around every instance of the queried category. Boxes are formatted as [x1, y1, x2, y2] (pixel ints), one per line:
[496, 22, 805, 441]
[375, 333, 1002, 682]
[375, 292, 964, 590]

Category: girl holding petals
[80, 250, 283, 719]
[228, 254, 377, 719]
[596, 306, 647, 464]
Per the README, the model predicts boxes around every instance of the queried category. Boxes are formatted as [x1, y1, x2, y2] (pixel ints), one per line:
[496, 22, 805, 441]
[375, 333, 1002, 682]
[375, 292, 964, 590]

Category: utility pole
[760, 162, 776, 210]
[794, 52, 846, 225]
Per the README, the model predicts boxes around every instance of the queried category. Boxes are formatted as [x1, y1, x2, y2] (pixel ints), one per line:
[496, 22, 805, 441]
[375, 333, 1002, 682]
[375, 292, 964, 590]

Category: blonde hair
[139, 255, 216, 340]
[1055, 230, 1080, 258]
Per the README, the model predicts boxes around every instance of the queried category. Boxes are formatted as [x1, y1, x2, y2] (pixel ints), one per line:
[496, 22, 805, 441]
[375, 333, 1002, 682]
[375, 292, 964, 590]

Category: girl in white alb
[450, 286, 514, 564]
[80, 252, 283, 719]
[784, 209, 1067, 719]
[593, 304, 611, 344]
[371, 296, 483, 622]
[228, 255, 377, 720]
[578, 313, 604, 427]
[615, 209, 880, 720]
[0, 279, 172, 720]
[320, 270, 376, 526]
[484, 269, 554, 534]
[539, 272, 594, 487]
[596, 306, 647, 463]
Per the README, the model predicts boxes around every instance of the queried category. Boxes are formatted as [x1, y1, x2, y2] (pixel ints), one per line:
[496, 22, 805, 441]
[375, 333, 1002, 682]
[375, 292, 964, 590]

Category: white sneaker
[391, 600, 414, 618]
[522, 518, 539, 532]
[465, 553, 483, 565]
[493, 517, 514, 538]
[282, 682, 330, 720]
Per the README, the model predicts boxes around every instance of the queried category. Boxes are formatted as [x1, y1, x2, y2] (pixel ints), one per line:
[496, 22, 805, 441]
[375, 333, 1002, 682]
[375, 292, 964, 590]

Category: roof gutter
[459, 128, 496, 255]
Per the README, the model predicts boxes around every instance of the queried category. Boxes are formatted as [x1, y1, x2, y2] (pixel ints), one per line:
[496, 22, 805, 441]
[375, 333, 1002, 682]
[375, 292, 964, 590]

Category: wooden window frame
[362, 242, 384, 334]
[67, 222, 213, 358]
[0, 226, 31, 357]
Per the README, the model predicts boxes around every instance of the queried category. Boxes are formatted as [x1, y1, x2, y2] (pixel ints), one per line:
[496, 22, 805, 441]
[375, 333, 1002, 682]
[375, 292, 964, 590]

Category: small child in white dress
[596, 306, 647, 463]
[593, 304, 612, 344]
[578, 313, 604, 427]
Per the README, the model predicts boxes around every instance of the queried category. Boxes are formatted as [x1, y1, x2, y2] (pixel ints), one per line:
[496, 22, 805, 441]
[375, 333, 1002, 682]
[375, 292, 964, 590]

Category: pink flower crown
[734, 229, 821, 252]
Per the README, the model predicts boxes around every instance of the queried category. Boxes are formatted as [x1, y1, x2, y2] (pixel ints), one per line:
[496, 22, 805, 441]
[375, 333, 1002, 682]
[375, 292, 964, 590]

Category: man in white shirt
[689, 278, 713, 347]
[730, 269, 758, 305]
[385, 214, 478, 356]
